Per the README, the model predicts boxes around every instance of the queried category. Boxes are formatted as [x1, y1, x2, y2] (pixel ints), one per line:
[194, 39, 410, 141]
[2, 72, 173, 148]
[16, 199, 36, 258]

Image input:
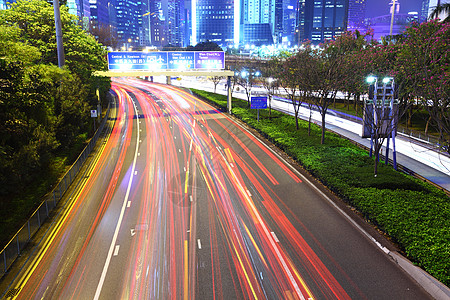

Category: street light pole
[53, 0, 65, 68]
[389, 0, 397, 37]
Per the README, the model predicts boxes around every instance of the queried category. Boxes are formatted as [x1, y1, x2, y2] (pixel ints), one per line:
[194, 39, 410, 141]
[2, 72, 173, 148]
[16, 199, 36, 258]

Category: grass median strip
[192, 88, 450, 287]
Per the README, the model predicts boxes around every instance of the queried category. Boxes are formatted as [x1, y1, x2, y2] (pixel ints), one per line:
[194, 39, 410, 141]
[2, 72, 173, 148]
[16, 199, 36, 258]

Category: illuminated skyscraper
[67, 0, 91, 28]
[297, 0, 349, 44]
[116, 0, 141, 47]
[420, 0, 429, 22]
[167, 0, 186, 46]
[241, 0, 283, 45]
[192, 0, 238, 47]
[347, 0, 366, 32]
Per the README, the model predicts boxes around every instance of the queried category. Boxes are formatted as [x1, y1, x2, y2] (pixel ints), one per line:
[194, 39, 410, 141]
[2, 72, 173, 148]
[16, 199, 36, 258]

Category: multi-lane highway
[1, 78, 431, 299]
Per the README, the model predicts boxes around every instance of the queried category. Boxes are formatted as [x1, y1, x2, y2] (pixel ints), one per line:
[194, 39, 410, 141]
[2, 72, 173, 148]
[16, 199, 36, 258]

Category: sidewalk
[168, 77, 450, 193]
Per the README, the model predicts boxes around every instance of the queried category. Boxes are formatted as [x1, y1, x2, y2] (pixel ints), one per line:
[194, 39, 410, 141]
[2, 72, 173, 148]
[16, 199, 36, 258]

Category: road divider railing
[1, 101, 112, 278]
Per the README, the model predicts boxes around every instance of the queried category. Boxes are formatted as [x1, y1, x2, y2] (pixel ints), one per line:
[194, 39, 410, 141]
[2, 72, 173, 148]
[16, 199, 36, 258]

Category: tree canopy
[0, 0, 109, 205]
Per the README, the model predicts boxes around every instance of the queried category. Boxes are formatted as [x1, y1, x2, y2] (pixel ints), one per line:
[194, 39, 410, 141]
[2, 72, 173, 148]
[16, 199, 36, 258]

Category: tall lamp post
[53, 0, 65, 68]
[389, 0, 397, 37]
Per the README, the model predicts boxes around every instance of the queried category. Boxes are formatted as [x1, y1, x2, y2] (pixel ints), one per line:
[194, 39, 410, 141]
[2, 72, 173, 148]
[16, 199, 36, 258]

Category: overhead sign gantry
[93, 51, 235, 113]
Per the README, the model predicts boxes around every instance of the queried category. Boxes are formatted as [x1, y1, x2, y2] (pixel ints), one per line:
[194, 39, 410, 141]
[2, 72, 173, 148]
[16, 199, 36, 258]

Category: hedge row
[192, 89, 450, 287]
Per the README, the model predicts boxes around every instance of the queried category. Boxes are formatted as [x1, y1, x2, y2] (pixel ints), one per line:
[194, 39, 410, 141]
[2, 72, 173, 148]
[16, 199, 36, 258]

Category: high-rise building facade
[116, 0, 141, 47]
[347, 0, 366, 32]
[241, 0, 283, 45]
[420, 0, 429, 22]
[167, 0, 186, 46]
[90, 0, 110, 27]
[67, 0, 91, 29]
[192, 0, 237, 47]
[297, 0, 349, 44]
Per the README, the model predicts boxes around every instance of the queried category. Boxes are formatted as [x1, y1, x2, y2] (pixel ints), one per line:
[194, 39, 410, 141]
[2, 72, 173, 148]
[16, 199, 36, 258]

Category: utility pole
[53, 0, 65, 68]
[389, 0, 397, 37]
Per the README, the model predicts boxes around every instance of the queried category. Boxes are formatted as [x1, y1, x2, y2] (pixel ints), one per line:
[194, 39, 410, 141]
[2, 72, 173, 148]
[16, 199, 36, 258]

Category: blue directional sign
[108, 52, 168, 70]
[168, 52, 195, 70]
[107, 51, 225, 71]
[251, 96, 268, 109]
[194, 52, 225, 69]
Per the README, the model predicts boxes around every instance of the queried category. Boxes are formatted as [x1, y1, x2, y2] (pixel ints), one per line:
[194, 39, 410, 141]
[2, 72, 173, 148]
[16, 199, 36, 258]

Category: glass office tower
[298, 0, 349, 44]
[192, 0, 237, 47]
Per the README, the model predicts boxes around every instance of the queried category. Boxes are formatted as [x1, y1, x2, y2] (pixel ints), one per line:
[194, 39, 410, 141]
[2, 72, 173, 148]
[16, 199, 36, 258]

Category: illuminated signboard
[168, 52, 195, 70]
[195, 52, 225, 69]
[107, 51, 225, 71]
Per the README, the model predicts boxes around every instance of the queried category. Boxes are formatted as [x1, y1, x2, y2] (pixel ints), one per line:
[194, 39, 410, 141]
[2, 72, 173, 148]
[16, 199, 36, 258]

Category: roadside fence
[1, 103, 111, 278]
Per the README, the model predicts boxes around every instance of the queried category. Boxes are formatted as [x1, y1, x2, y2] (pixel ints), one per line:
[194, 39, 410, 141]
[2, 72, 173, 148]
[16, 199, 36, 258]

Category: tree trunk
[425, 115, 432, 135]
[269, 94, 272, 117]
[321, 112, 326, 144]
[347, 93, 351, 111]
[308, 110, 312, 136]
[407, 105, 413, 128]
[373, 142, 381, 176]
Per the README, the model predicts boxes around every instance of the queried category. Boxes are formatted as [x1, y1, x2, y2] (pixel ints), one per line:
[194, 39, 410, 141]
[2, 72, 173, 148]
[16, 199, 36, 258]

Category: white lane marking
[94, 93, 141, 300]
[189, 139, 193, 151]
[130, 229, 136, 236]
[179, 149, 181, 153]
[127, 201, 131, 208]
[190, 195, 193, 202]
[197, 239, 202, 250]
[246, 189, 252, 197]
[134, 171, 137, 175]
[184, 167, 186, 172]
[113, 245, 120, 256]
[174, 136, 177, 139]
[271, 232, 279, 243]
[138, 153, 140, 156]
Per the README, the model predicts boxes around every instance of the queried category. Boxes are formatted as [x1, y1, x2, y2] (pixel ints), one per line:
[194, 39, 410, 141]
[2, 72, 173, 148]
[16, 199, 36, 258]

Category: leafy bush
[192, 89, 450, 287]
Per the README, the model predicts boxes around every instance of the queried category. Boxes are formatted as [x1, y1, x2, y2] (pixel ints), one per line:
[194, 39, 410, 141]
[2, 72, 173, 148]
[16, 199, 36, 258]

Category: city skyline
[0, 0, 437, 48]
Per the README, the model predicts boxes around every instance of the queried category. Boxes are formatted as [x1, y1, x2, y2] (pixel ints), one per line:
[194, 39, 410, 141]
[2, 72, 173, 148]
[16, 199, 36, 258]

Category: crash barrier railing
[1, 103, 111, 278]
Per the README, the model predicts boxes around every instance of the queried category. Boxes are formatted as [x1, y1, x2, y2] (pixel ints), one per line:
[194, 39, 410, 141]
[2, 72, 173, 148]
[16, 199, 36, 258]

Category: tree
[0, 0, 109, 199]
[208, 76, 224, 93]
[309, 40, 348, 144]
[235, 64, 261, 107]
[188, 41, 222, 51]
[0, 0, 109, 102]
[278, 47, 316, 130]
[258, 57, 281, 116]
[395, 20, 450, 154]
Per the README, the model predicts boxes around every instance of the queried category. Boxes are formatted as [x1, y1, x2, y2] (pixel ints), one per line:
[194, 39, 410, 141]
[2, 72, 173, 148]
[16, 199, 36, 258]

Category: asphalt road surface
[1, 78, 432, 299]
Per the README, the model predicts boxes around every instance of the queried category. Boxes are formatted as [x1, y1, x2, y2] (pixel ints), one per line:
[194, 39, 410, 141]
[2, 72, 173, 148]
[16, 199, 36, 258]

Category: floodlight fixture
[366, 75, 377, 84]
[383, 77, 392, 84]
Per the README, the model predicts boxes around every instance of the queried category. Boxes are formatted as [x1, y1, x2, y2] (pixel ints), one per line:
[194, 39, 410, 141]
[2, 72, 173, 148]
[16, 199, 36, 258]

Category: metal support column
[227, 76, 232, 114]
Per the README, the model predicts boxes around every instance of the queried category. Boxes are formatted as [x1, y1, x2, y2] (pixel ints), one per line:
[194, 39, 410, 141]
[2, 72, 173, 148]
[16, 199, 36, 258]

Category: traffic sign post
[251, 96, 268, 122]
[91, 110, 98, 131]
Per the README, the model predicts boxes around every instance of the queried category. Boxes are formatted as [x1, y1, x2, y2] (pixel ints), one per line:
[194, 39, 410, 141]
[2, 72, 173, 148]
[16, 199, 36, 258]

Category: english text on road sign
[251, 96, 268, 109]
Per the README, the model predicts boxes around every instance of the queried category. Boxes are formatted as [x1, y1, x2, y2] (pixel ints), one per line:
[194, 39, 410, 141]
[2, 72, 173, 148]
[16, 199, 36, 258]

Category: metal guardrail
[1, 103, 111, 278]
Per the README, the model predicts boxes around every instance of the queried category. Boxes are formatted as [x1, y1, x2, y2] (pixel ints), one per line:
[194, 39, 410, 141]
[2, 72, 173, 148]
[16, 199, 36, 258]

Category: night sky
[365, 0, 424, 18]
